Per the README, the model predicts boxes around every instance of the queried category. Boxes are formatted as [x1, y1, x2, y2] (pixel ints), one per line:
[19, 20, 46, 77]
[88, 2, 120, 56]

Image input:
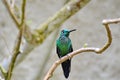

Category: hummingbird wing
[69, 44, 73, 52]
[56, 44, 62, 58]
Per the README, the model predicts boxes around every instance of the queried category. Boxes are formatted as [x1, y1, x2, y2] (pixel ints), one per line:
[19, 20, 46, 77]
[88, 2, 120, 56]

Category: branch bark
[5, 0, 26, 80]
[6, 26, 23, 80]
[2, 0, 33, 44]
[102, 18, 120, 24]
[2, 0, 20, 28]
[34, 0, 91, 44]
[20, 0, 26, 26]
[44, 18, 120, 80]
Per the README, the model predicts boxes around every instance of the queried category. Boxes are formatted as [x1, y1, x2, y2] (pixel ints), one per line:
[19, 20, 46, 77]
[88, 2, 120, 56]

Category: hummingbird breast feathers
[57, 36, 72, 56]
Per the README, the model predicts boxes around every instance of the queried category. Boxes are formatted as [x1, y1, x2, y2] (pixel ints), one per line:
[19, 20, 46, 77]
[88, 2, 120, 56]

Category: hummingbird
[56, 29, 76, 78]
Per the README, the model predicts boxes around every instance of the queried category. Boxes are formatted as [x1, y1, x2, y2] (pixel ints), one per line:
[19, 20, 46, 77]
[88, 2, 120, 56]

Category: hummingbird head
[60, 29, 76, 37]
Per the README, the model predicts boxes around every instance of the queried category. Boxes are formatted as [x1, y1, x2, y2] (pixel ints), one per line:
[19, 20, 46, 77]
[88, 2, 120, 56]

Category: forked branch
[44, 18, 120, 80]
[2, 0, 20, 28]
[5, 0, 26, 80]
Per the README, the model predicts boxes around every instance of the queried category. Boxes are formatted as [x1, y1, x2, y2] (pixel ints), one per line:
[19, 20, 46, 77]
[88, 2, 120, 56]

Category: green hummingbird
[56, 29, 76, 78]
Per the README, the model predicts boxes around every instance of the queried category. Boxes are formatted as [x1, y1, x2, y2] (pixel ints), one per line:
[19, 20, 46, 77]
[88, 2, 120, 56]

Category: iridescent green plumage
[56, 29, 76, 78]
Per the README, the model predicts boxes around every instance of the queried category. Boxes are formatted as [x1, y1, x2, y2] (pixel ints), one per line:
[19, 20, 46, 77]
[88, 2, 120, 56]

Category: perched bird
[56, 29, 76, 78]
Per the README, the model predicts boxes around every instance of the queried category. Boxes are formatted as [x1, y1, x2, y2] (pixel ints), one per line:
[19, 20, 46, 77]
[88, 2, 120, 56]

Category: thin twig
[20, 0, 26, 26]
[44, 18, 120, 80]
[2, 0, 20, 28]
[0, 64, 7, 78]
[2, 0, 33, 45]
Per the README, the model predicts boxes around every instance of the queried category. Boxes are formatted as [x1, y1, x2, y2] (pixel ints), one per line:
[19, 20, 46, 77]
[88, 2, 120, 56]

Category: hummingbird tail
[61, 59, 71, 78]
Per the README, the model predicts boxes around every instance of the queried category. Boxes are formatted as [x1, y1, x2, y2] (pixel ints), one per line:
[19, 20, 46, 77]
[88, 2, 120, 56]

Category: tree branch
[2, 0, 33, 44]
[44, 18, 120, 80]
[20, 0, 26, 26]
[96, 24, 112, 53]
[102, 18, 120, 24]
[6, 25, 23, 80]
[5, 0, 26, 80]
[2, 0, 20, 28]
[34, 0, 91, 45]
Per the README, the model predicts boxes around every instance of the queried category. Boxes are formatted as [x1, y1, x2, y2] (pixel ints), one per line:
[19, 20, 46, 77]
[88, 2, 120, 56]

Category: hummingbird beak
[69, 29, 76, 33]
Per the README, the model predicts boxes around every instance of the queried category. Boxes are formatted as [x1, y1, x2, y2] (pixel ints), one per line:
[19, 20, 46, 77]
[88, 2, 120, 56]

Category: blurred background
[0, 0, 120, 80]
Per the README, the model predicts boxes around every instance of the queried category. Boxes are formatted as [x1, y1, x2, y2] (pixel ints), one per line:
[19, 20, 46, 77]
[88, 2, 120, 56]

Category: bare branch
[2, 0, 20, 28]
[44, 18, 120, 80]
[6, 25, 23, 80]
[6, 0, 26, 80]
[96, 24, 112, 53]
[2, 0, 34, 44]
[20, 0, 26, 26]
[102, 18, 120, 24]
[33, 0, 91, 44]
[97, 18, 120, 53]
